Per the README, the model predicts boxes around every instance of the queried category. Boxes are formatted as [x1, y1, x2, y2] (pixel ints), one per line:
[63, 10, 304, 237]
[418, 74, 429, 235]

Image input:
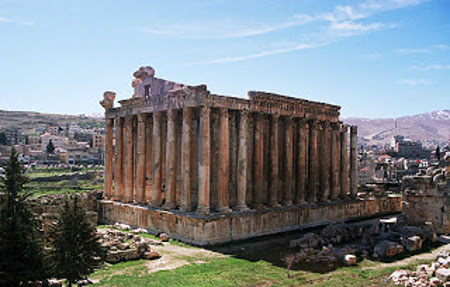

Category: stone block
[402, 235, 422, 251]
[436, 268, 450, 282]
[344, 254, 357, 266]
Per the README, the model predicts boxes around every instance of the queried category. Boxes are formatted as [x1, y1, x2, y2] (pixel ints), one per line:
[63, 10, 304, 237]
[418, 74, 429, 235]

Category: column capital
[298, 117, 307, 125]
[153, 111, 164, 120]
[218, 108, 229, 117]
[341, 124, 349, 131]
[183, 107, 194, 117]
[137, 114, 146, 122]
[200, 105, 211, 117]
[124, 116, 133, 125]
[272, 113, 280, 120]
[309, 119, 319, 128]
[350, 125, 358, 133]
[320, 120, 330, 128]
[167, 109, 178, 121]
[330, 122, 340, 130]
[106, 118, 114, 127]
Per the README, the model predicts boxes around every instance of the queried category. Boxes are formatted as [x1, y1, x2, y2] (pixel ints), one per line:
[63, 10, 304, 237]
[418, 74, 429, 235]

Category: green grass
[90, 248, 435, 287]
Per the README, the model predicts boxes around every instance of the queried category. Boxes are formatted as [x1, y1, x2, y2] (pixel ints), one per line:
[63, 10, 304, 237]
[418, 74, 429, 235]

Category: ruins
[99, 66, 401, 245]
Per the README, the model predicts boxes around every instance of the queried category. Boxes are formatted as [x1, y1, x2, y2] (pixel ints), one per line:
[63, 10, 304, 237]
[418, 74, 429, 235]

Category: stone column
[135, 115, 146, 204]
[295, 118, 307, 205]
[217, 108, 232, 213]
[113, 118, 123, 201]
[197, 106, 211, 215]
[151, 112, 163, 207]
[330, 122, 340, 201]
[350, 125, 358, 198]
[308, 119, 319, 203]
[283, 116, 293, 206]
[340, 124, 349, 199]
[104, 118, 114, 199]
[320, 121, 331, 202]
[253, 113, 265, 209]
[145, 116, 153, 203]
[268, 114, 280, 207]
[236, 110, 250, 212]
[163, 110, 177, 210]
[123, 116, 133, 203]
[180, 108, 192, 212]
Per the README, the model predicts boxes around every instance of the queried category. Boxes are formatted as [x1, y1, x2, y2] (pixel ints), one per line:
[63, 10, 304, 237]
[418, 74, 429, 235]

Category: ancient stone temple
[99, 66, 401, 245]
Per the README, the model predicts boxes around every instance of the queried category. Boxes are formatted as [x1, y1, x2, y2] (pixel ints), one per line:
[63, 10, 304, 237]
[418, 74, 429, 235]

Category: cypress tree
[0, 147, 45, 286]
[50, 195, 104, 287]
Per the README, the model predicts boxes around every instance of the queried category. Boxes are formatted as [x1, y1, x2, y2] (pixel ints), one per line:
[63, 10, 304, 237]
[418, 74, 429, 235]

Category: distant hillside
[0, 110, 104, 130]
[343, 110, 450, 147]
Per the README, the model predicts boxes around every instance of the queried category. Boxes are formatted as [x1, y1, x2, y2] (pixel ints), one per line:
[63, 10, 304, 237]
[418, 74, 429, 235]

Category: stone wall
[98, 195, 401, 246]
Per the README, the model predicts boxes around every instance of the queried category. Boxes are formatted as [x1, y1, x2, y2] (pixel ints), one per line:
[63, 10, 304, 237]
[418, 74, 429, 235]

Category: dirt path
[145, 243, 227, 274]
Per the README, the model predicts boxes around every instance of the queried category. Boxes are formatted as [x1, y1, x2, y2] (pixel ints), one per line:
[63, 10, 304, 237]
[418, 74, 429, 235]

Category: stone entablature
[100, 66, 358, 218]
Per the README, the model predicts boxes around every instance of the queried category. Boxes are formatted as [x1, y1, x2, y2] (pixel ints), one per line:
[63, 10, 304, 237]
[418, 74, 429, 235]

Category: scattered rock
[437, 268, 450, 282]
[344, 254, 357, 266]
[402, 235, 422, 251]
[159, 233, 169, 242]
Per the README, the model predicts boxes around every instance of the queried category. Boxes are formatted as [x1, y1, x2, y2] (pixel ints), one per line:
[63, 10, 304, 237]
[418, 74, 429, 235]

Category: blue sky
[0, 0, 449, 118]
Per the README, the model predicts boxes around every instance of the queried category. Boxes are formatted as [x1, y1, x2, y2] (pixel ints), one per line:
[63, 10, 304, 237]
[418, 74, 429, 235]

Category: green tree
[0, 132, 7, 145]
[50, 196, 104, 287]
[0, 147, 45, 286]
[436, 146, 441, 162]
[46, 139, 55, 154]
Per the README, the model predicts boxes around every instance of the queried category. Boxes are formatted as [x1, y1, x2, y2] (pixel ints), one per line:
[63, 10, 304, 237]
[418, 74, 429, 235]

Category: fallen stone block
[436, 268, 450, 282]
[402, 235, 422, 251]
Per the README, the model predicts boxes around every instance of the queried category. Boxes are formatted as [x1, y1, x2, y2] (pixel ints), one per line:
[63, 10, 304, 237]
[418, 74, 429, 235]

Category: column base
[269, 202, 281, 208]
[282, 200, 293, 207]
[196, 206, 210, 216]
[179, 205, 192, 212]
[151, 200, 161, 208]
[296, 200, 308, 206]
[235, 205, 250, 212]
[162, 202, 176, 210]
[217, 207, 233, 214]
[252, 204, 266, 210]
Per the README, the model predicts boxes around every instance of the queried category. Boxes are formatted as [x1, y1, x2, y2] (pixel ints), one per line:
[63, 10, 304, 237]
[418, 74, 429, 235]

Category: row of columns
[103, 107, 358, 215]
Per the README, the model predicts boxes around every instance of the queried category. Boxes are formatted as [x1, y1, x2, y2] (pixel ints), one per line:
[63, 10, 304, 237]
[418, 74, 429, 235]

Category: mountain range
[343, 110, 450, 148]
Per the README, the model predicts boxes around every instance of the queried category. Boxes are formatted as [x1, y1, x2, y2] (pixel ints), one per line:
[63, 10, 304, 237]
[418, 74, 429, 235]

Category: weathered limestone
[104, 118, 114, 199]
[330, 122, 341, 201]
[283, 116, 294, 206]
[197, 106, 211, 215]
[217, 108, 232, 213]
[350, 125, 358, 198]
[163, 110, 177, 210]
[135, 115, 146, 204]
[295, 118, 307, 205]
[100, 66, 368, 245]
[151, 112, 163, 207]
[308, 120, 319, 203]
[114, 117, 124, 201]
[236, 110, 250, 212]
[340, 124, 349, 199]
[180, 108, 193, 212]
[320, 121, 331, 202]
[253, 113, 265, 209]
[269, 114, 280, 207]
[124, 116, 134, 203]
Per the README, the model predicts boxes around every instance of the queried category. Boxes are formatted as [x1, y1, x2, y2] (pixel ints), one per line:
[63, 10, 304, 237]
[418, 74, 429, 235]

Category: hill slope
[343, 110, 450, 147]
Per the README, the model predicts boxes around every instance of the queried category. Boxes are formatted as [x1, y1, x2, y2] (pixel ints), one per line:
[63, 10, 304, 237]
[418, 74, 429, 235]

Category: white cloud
[194, 43, 320, 64]
[395, 48, 431, 54]
[329, 21, 384, 33]
[411, 64, 450, 71]
[398, 79, 431, 85]
[0, 16, 12, 23]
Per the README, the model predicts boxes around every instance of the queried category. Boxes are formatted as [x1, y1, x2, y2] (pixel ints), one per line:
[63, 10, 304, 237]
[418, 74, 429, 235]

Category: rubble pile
[389, 250, 450, 286]
[98, 224, 162, 263]
[288, 218, 437, 266]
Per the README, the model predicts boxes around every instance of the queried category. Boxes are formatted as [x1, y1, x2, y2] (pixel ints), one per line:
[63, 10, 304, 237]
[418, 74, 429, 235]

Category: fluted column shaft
[269, 114, 280, 207]
[114, 117, 124, 200]
[197, 106, 211, 215]
[330, 122, 340, 200]
[283, 116, 293, 206]
[253, 113, 265, 209]
[296, 118, 307, 204]
[123, 116, 134, 203]
[340, 124, 350, 198]
[151, 112, 163, 207]
[236, 110, 250, 211]
[163, 110, 177, 210]
[320, 121, 331, 202]
[218, 108, 232, 213]
[135, 115, 146, 204]
[350, 125, 358, 198]
[180, 108, 192, 212]
[104, 118, 114, 199]
[308, 120, 319, 203]
[145, 116, 153, 203]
